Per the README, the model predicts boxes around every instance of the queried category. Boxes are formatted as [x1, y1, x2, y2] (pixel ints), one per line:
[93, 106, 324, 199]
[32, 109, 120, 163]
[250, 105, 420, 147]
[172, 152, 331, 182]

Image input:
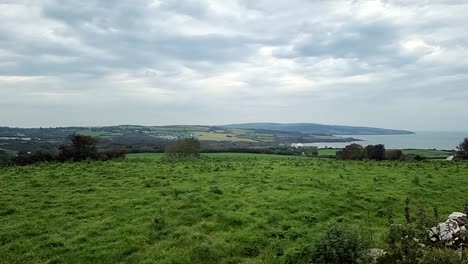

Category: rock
[428, 212, 468, 247]
[367, 248, 385, 258]
[449, 212, 466, 220]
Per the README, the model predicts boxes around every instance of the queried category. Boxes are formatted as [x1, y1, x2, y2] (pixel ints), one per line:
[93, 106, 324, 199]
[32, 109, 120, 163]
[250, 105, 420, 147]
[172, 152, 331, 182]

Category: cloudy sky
[1, 0, 467, 130]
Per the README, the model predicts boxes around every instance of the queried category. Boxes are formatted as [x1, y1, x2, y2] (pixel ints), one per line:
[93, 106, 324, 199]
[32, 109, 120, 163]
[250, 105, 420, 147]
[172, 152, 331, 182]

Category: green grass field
[196, 132, 258, 142]
[401, 149, 454, 157]
[315, 148, 453, 158]
[76, 130, 124, 138]
[1, 154, 467, 263]
[316, 149, 338, 156]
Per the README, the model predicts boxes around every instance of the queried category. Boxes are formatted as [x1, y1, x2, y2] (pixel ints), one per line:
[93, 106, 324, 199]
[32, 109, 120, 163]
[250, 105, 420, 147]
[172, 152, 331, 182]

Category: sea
[298, 131, 468, 150]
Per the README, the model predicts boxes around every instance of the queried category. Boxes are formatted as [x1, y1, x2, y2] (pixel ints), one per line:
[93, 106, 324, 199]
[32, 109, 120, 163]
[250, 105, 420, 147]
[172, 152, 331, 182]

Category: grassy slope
[1, 154, 468, 263]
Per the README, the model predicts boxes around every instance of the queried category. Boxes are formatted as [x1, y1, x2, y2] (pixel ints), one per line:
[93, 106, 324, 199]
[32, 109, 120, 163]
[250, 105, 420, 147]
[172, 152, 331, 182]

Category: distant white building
[291, 143, 304, 148]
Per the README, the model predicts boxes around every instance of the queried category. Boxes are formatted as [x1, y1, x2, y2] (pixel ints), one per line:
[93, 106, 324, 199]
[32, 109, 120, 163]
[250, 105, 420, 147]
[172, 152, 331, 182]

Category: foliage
[100, 149, 127, 160]
[386, 150, 403, 161]
[310, 222, 371, 264]
[336, 144, 435, 161]
[0, 150, 11, 165]
[401, 154, 426, 161]
[420, 250, 462, 264]
[456, 137, 468, 160]
[337, 143, 365, 160]
[58, 134, 99, 161]
[379, 198, 467, 264]
[0, 135, 127, 166]
[379, 198, 424, 264]
[365, 144, 386, 161]
[12, 150, 56, 166]
[165, 138, 201, 158]
[337, 144, 387, 161]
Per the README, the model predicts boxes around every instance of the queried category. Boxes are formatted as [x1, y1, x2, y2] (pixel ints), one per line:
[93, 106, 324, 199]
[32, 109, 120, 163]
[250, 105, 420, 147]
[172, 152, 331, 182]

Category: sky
[1, 0, 467, 131]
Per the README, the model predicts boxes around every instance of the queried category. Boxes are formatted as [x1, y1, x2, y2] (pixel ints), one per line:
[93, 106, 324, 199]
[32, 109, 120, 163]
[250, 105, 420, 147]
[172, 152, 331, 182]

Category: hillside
[222, 123, 414, 135]
[0, 125, 358, 153]
[0, 122, 415, 154]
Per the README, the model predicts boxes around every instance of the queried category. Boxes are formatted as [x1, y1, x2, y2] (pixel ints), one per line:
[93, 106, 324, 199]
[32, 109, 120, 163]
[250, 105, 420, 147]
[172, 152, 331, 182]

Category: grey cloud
[0, 0, 467, 130]
[296, 22, 399, 57]
[0, 0, 264, 77]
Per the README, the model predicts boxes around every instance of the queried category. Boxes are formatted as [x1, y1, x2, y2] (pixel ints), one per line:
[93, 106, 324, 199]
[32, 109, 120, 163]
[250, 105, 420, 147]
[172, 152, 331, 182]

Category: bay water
[299, 131, 468, 150]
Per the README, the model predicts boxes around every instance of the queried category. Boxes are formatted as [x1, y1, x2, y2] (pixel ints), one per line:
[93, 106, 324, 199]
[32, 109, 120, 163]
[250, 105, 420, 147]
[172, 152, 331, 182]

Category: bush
[13, 151, 56, 166]
[165, 138, 201, 159]
[386, 150, 403, 161]
[401, 154, 426, 161]
[58, 134, 99, 162]
[456, 137, 468, 160]
[365, 144, 386, 161]
[0, 150, 12, 166]
[378, 199, 468, 264]
[337, 144, 365, 160]
[100, 149, 126, 160]
[310, 222, 371, 264]
[2, 135, 127, 166]
[420, 250, 460, 264]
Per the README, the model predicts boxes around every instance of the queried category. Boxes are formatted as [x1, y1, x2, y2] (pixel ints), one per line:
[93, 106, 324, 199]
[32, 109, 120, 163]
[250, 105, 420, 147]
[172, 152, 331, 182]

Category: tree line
[336, 144, 401, 161]
[2, 136, 468, 165]
[336, 137, 468, 161]
[0, 134, 126, 166]
[457, 137, 468, 160]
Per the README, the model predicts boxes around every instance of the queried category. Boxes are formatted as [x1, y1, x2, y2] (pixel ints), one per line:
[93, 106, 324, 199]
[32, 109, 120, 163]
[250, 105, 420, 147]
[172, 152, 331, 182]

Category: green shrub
[100, 149, 126, 160]
[13, 150, 56, 165]
[58, 134, 99, 161]
[165, 138, 201, 159]
[365, 144, 386, 161]
[386, 150, 403, 160]
[456, 137, 468, 160]
[420, 250, 460, 264]
[310, 222, 371, 264]
[337, 144, 365, 160]
[0, 151, 12, 166]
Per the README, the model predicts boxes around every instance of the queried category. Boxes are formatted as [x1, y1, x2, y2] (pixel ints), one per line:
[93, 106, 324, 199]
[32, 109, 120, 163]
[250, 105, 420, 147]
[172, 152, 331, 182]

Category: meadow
[314, 148, 453, 158]
[1, 153, 467, 263]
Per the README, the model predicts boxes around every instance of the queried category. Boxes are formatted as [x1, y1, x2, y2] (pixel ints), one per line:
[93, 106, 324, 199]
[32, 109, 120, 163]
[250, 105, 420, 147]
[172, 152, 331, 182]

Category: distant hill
[221, 123, 414, 135]
[0, 125, 360, 154]
[0, 124, 413, 154]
